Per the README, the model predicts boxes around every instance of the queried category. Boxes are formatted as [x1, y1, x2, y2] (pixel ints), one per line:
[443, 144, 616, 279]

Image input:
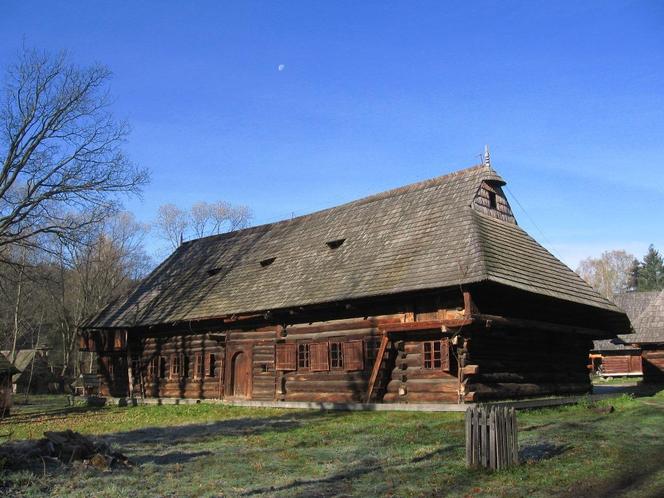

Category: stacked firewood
[0, 430, 132, 471]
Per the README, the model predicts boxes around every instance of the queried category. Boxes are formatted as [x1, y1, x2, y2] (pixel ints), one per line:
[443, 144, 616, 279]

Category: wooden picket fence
[465, 405, 519, 470]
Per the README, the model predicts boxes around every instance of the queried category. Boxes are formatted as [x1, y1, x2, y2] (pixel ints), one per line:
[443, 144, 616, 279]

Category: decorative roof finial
[483, 145, 491, 167]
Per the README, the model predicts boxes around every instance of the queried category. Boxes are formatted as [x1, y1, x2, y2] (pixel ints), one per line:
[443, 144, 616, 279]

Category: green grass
[1, 392, 664, 497]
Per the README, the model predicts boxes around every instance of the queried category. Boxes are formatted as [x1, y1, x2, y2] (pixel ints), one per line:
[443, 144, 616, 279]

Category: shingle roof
[626, 290, 664, 344]
[613, 291, 659, 324]
[1, 350, 44, 383]
[85, 164, 623, 329]
[592, 338, 639, 352]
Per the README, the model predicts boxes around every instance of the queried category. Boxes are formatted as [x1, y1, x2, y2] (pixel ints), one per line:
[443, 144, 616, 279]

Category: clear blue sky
[2, 1, 663, 267]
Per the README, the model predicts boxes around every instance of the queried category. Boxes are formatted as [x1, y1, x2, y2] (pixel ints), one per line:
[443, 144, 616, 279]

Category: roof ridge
[184, 163, 497, 246]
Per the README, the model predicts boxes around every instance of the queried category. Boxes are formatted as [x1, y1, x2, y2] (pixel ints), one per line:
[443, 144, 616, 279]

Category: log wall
[463, 327, 593, 401]
[599, 353, 642, 376]
[278, 316, 399, 403]
[642, 347, 664, 382]
[126, 332, 225, 399]
[383, 335, 459, 403]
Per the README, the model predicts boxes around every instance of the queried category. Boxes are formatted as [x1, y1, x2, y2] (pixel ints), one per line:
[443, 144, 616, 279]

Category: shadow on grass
[0, 405, 107, 426]
[565, 452, 664, 498]
[103, 409, 344, 448]
[519, 442, 570, 463]
[240, 444, 463, 497]
[135, 450, 214, 465]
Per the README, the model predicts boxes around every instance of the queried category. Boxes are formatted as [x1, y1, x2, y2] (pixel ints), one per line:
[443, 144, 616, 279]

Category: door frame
[224, 344, 253, 399]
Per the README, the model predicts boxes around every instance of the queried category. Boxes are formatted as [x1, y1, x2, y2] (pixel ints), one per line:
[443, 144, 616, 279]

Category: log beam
[472, 313, 611, 338]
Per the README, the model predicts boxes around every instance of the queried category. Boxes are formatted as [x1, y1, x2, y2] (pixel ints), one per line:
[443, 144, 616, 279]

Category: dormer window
[326, 238, 346, 249]
[488, 191, 497, 209]
[260, 257, 276, 267]
[206, 267, 222, 277]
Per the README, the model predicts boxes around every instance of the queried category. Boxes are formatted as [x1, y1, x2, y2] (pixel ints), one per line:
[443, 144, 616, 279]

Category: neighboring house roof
[1, 350, 49, 383]
[592, 338, 639, 352]
[0, 353, 20, 376]
[85, 163, 624, 329]
[613, 291, 660, 324]
[626, 290, 664, 344]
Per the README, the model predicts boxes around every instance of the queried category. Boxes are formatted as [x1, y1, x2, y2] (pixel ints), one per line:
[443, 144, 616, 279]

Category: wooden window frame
[422, 339, 450, 371]
[159, 356, 168, 379]
[194, 353, 204, 379]
[365, 338, 381, 362]
[208, 353, 217, 377]
[297, 342, 311, 370]
[329, 341, 344, 369]
[170, 354, 182, 379]
[488, 191, 497, 209]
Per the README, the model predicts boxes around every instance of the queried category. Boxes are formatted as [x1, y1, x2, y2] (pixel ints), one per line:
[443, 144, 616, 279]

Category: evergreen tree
[628, 258, 640, 291]
[637, 244, 664, 291]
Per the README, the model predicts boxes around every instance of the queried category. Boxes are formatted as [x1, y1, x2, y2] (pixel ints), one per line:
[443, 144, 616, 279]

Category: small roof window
[206, 267, 222, 277]
[260, 257, 276, 267]
[488, 191, 497, 209]
[326, 238, 346, 249]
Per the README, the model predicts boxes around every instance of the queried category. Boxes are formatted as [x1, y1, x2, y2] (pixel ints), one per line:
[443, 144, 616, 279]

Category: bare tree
[155, 203, 188, 250]
[44, 211, 150, 376]
[0, 47, 149, 255]
[156, 200, 252, 250]
[576, 249, 636, 299]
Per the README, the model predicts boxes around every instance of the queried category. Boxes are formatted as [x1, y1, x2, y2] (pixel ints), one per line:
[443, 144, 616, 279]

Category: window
[159, 356, 167, 379]
[208, 354, 216, 377]
[183, 355, 190, 378]
[488, 191, 497, 209]
[365, 338, 381, 362]
[423, 339, 450, 371]
[130, 357, 140, 377]
[330, 342, 344, 369]
[194, 354, 204, 379]
[147, 357, 158, 379]
[297, 343, 310, 369]
[207, 267, 222, 277]
[326, 238, 346, 249]
[171, 354, 182, 378]
[423, 341, 441, 369]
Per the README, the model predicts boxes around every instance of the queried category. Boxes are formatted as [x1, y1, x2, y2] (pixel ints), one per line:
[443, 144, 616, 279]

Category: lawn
[1, 392, 664, 497]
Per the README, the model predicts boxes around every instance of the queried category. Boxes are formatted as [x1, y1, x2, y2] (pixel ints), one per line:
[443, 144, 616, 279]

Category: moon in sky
[278, 64, 286, 71]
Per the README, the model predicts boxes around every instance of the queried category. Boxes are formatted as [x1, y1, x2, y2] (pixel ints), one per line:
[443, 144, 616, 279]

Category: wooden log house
[619, 290, 664, 382]
[79, 162, 629, 403]
[589, 292, 659, 377]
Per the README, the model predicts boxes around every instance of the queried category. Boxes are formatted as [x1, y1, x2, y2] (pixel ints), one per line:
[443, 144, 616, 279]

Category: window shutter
[441, 338, 450, 372]
[310, 342, 330, 372]
[275, 343, 297, 371]
[343, 340, 364, 371]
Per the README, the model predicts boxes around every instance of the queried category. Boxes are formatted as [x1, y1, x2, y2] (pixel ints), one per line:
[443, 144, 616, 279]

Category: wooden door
[230, 351, 251, 398]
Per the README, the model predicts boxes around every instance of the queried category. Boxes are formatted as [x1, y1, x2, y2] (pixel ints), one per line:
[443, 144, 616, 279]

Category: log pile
[0, 430, 132, 471]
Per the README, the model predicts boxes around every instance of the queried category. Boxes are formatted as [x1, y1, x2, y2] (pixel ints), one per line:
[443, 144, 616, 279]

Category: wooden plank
[381, 319, 473, 333]
[365, 334, 389, 402]
[465, 409, 472, 467]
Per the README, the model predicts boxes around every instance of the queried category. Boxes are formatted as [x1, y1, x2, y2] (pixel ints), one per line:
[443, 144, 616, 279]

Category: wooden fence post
[466, 404, 518, 470]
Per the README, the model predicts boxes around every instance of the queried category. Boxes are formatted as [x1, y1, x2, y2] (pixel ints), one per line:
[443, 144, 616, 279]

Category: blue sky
[1, 1, 663, 267]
